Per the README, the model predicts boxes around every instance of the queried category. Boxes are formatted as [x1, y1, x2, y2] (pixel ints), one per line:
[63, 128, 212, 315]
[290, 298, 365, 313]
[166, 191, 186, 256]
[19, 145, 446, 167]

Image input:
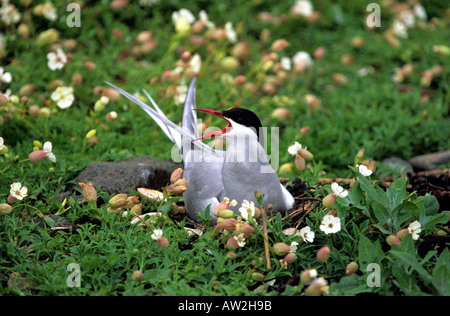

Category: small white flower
[47, 48, 67, 71]
[280, 57, 292, 71]
[174, 84, 188, 105]
[0, 67, 12, 84]
[239, 200, 255, 220]
[151, 228, 163, 240]
[199, 10, 215, 29]
[331, 182, 348, 198]
[356, 164, 373, 177]
[290, 241, 299, 253]
[288, 141, 302, 156]
[172, 8, 195, 25]
[408, 220, 421, 240]
[356, 66, 374, 77]
[299, 226, 315, 243]
[413, 4, 427, 20]
[234, 233, 246, 247]
[319, 214, 341, 234]
[392, 20, 408, 38]
[42, 2, 57, 21]
[0, 0, 21, 25]
[229, 199, 238, 207]
[225, 22, 237, 43]
[398, 10, 415, 28]
[292, 51, 313, 67]
[172, 8, 195, 34]
[0, 136, 4, 151]
[50, 86, 74, 109]
[189, 54, 202, 74]
[292, 0, 314, 17]
[10, 182, 28, 201]
[43, 141, 56, 163]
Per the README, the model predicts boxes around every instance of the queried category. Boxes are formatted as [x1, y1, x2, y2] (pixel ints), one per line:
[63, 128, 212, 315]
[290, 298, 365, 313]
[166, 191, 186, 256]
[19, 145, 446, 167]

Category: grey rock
[409, 150, 450, 171]
[72, 156, 181, 195]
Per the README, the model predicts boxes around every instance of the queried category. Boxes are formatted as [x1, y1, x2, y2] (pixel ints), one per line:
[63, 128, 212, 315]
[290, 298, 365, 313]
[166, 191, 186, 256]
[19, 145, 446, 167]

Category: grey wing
[183, 149, 225, 221]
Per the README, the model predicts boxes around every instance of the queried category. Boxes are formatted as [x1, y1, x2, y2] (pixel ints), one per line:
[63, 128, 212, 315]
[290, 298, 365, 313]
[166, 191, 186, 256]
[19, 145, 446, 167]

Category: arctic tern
[106, 79, 295, 222]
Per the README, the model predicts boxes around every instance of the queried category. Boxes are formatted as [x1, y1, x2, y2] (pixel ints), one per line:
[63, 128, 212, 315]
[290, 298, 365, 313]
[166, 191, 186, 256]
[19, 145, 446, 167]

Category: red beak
[192, 109, 232, 142]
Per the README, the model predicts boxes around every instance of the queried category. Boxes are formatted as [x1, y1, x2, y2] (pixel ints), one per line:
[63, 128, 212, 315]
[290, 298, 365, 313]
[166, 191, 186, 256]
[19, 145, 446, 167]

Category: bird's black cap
[221, 108, 262, 140]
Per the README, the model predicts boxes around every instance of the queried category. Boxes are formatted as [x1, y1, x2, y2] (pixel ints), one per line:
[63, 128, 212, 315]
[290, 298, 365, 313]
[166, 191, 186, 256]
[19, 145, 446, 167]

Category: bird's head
[193, 107, 262, 143]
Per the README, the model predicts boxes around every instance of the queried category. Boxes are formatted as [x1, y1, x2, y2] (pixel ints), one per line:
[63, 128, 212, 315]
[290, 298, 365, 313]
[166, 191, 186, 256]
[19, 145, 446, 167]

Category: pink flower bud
[216, 209, 234, 219]
[226, 237, 239, 250]
[171, 185, 187, 195]
[29, 150, 47, 163]
[79, 182, 97, 203]
[386, 235, 401, 247]
[300, 126, 310, 135]
[132, 270, 144, 282]
[170, 168, 184, 183]
[396, 228, 409, 240]
[313, 46, 325, 59]
[345, 262, 359, 276]
[301, 269, 318, 284]
[0, 93, 8, 106]
[332, 73, 348, 85]
[271, 107, 291, 120]
[110, 0, 128, 10]
[283, 252, 297, 264]
[173, 178, 188, 188]
[137, 31, 153, 44]
[322, 193, 336, 208]
[220, 218, 237, 231]
[421, 70, 433, 87]
[295, 154, 306, 171]
[242, 223, 255, 239]
[234, 75, 246, 86]
[157, 236, 169, 248]
[251, 270, 266, 282]
[112, 28, 123, 38]
[271, 39, 290, 51]
[109, 193, 128, 208]
[316, 246, 331, 262]
[84, 61, 97, 70]
[106, 111, 118, 123]
[7, 194, 17, 204]
[298, 148, 313, 161]
[130, 203, 143, 216]
[0, 203, 12, 215]
[273, 242, 291, 256]
[227, 252, 237, 259]
[355, 148, 365, 164]
[305, 283, 323, 296]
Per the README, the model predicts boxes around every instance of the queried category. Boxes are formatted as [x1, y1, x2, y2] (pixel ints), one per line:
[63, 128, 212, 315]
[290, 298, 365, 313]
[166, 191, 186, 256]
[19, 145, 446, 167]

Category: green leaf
[329, 274, 374, 295]
[387, 177, 408, 207]
[422, 211, 450, 231]
[159, 197, 179, 214]
[358, 235, 384, 270]
[372, 202, 390, 226]
[44, 216, 56, 228]
[418, 194, 440, 216]
[358, 175, 388, 207]
[389, 235, 432, 286]
[432, 249, 450, 296]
